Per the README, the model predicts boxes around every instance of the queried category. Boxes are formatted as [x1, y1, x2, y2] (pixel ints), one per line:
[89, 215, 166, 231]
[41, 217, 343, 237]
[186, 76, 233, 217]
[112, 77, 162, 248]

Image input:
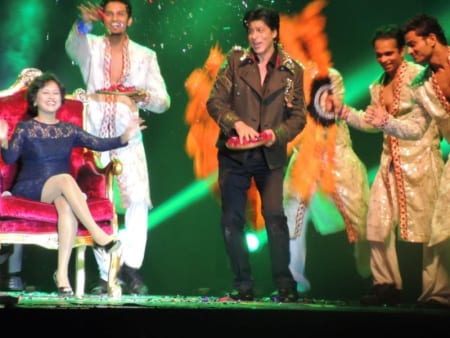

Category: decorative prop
[307, 76, 336, 126]
[225, 131, 272, 150]
[96, 85, 139, 96]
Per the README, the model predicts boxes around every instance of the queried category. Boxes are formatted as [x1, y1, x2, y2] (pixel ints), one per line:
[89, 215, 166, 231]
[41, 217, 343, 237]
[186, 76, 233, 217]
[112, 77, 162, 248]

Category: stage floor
[1, 291, 449, 337]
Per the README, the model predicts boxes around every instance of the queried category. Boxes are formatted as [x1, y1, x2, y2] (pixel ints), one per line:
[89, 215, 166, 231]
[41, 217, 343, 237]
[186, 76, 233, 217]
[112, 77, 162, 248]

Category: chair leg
[108, 251, 122, 298]
[75, 245, 86, 297]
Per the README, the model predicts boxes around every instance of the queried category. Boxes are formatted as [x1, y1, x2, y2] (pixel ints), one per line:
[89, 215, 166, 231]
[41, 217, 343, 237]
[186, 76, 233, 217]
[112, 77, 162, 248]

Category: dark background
[1, 0, 448, 301]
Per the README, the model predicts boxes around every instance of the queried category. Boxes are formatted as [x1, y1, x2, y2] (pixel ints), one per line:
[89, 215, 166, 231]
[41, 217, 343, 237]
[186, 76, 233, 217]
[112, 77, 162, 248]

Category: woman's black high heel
[53, 271, 74, 297]
[94, 239, 121, 254]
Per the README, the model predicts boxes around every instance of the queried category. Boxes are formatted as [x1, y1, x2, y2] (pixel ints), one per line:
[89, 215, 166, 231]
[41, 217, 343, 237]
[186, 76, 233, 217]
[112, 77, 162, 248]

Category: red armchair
[0, 69, 122, 297]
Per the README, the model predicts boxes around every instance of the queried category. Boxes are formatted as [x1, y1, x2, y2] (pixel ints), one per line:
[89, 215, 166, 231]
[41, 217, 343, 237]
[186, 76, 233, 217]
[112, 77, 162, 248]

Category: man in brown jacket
[207, 7, 307, 302]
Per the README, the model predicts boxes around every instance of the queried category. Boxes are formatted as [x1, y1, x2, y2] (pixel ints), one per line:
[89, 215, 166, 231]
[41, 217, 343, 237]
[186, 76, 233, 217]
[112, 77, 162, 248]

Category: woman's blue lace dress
[1, 119, 124, 201]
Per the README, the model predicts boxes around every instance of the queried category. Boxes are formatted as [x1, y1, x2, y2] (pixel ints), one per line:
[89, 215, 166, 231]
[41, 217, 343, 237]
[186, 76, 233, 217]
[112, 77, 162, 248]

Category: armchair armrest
[76, 150, 123, 202]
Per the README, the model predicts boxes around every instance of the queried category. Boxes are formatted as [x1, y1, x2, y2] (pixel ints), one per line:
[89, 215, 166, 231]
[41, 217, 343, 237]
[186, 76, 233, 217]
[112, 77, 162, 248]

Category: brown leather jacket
[207, 45, 307, 169]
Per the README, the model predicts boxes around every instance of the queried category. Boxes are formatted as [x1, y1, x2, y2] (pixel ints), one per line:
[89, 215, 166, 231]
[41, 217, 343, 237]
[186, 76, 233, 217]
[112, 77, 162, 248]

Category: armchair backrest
[0, 89, 27, 192]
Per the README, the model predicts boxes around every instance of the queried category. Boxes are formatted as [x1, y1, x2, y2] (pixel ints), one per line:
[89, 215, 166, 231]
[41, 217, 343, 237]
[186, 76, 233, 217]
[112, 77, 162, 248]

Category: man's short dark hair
[100, 0, 132, 17]
[403, 14, 447, 45]
[243, 7, 280, 43]
[371, 24, 405, 50]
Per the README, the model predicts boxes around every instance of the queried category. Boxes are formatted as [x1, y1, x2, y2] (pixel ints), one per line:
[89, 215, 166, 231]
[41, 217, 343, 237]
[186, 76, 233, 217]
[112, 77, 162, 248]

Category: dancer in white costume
[283, 66, 370, 294]
[65, 0, 170, 294]
[337, 24, 443, 307]
[362, 15, 450, 308]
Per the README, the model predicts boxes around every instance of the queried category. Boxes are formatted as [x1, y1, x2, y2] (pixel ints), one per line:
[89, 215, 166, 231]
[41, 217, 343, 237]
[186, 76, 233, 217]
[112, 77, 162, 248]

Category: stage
[1, 291, 449, 337]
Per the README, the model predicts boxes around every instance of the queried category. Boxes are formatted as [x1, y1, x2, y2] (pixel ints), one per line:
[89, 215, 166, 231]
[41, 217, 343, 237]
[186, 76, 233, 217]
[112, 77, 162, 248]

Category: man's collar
[237, 44, 297, 74]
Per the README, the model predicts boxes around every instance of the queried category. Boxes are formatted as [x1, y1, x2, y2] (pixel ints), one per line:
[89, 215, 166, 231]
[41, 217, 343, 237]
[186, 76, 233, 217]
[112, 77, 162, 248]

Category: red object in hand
[97, 84, 138, 96]
[114, 84, 136, 92]
[97, 8, 106, 21]
[226, 130, 272, 150]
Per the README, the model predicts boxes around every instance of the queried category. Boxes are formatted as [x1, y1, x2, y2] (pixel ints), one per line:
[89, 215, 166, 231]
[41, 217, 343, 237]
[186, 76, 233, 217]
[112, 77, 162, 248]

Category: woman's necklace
[34, 116, 59, 124]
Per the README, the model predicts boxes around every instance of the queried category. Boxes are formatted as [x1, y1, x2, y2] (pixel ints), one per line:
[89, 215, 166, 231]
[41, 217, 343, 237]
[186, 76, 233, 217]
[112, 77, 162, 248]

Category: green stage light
[114, 171, 218, 230]
[343, 61, 378, 106]
[148, 172, 217, 229]
[246, 229, 268, 253]
[246, 232, 259, 252]
[2, 1, 46, 83]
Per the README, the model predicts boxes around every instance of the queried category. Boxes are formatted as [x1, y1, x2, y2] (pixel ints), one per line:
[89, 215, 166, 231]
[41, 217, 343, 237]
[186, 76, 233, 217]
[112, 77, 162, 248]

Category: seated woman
[0, 72, 145, 297]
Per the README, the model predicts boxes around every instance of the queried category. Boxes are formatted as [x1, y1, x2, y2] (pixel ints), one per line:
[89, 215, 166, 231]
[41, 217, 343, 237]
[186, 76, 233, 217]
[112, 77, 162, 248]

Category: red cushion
[0, 219, 113, 236]
[0, 196, 113, 223]
[0, 89, 29, 191]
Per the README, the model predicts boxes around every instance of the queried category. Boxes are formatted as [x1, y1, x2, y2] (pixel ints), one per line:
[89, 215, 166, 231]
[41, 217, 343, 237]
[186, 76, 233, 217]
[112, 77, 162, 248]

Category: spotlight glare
[246, 233, 259, 252]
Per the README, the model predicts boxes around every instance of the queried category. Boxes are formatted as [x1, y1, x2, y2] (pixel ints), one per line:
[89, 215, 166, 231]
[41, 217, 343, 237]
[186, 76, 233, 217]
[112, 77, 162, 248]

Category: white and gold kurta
[285, 68, 369, 242]
[371, 62, 450, 304]
[284, 68, 371, 284]
[413, 71, 450, 246]
[382, 66, 449, 246]
[347, 61, 443, 244]
[65, 23, 170, 277]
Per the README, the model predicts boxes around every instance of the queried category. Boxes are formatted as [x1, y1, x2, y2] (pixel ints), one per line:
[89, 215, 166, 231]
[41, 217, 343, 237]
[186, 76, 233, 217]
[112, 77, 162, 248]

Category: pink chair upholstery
[0, 70, 122, 297]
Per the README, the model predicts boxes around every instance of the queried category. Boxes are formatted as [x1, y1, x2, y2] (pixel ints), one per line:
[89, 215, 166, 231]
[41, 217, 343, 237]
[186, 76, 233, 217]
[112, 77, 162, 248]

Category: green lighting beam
[147, 172, 217, 229]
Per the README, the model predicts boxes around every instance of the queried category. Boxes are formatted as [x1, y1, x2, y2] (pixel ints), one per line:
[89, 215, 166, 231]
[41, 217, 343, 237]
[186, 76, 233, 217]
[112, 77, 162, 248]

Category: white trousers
[284, 195, 311, 293]
[369, 227, 450, 304]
